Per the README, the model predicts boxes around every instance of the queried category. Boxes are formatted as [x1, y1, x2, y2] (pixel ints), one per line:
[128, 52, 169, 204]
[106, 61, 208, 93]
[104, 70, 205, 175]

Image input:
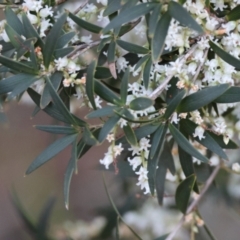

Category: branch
[165, 164, 221, 240]
[149, 44, 199, 100]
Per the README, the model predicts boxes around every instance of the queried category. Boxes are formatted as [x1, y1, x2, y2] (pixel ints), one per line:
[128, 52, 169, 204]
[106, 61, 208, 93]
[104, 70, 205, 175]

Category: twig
[165, 164, 221, 240]
[67, 40, 101, 59]
[73, 0, 89, 14]
[149, 44, 199, 100]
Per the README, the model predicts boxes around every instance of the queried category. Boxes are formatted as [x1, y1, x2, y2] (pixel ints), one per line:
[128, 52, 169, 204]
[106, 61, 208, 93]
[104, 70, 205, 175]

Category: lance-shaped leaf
[152, 12, 171, 62]
[21, 12, 44, 48]
[64, 138, 77, 209]
[134, 54, 150, 71]
[54, 47, 74, 58]
[209, 41, 240, 70]
[43, 13, 67, 68]
[83, 127, 99, 146]
[169, 124, 208, 163]
[123, 122, 137, 146]
[129, 97, 153, 110]
[95, 67, 112, 79]
[107, 40, 117, 79]
[118, 17, 141, 37]
[102, 3, 157, 34]
[143, 57, 152, 89]
[177, 84, 229, 112]
[5, 7, 25, 36]
[180, 119, 228, 160]
[215, 87, 240, 103]
[7, 75, 39, 101]
[226, 5, 240, 21]
[26, 134, 78, 174]
[86, 106, 117, 119]
[94, 80, 122, 105]
[16, 38, 37, 60]
[68, 12, 102, 33]
[154, 234, 169, 240]
[98, 115, 121, 143]
[35, 125, 78, 135]
[56, 31, 75, 49]
[0, 53, 38, 75]
[121, 67, 129, 104]
[148, 4, 161, 38]
[29, 41, 38, 70]
[0, 74, 34, 95]
[40, 72, 62, 109]
[175, 174, 196, 214]
[86, 60, 97, 110]
[134, 124, 159, 140]
[103, 0, 121, 16]
[164, 89, 185, 119]
[117, 40, 149, 54]
[168, 1, 203, 33]
[5, 23, 23, 49]
[45, 77, 79, 125]
[148, 123, 168, 195]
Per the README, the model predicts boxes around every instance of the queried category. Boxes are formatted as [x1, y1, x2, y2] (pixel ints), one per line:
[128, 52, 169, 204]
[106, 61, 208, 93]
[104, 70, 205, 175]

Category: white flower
[209, 155, 219, 166]
[139, 138, 151, 152]
[23, 0, 43, 12]
[171, 112, 180, 124]
[54, 57, 68, 70]
[67, 61, 80, 73]
[1, 30, 9, 42]
[106, 134, 115, 143]
[97, 0, 107, 6]
[166, 170, 176, 182]
[113, 143, 124, 157]
[128, 145, 141, 156]
[27, 11, 38, 24]
[39, 6, 53, 18]
[97, 10, 109, 25]
[128, 156, 142, 171]
[63, 78, 72, 87]
[116, 57, 129, 73]
[100, 153, 113, 169]
[95, 96, 103, 109]
[213, 118, 226, 134]
[81, 35, 93, 44]
[84, 3, 97, 13]
[232, 163, 240, 172]
[136, 166, 150, 194]
[193, 126, 205, 140]
[40, 19, 53, 37]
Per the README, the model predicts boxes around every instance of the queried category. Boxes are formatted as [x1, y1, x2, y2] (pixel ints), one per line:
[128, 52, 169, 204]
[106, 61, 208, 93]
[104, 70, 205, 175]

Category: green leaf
[103, 0, 121, 16]
[35, 125, 78, 135]
[107, 40, 117, 78]
[98, 115, 120, 143]
[151, 12, 171, 62]
[45, 77, 79, 125]
[134, 124, 159, 140]
[209, 41, 240, 70]
[178, 84, 229, 112]
[118, 18, 141, 37]
[29, 41, 38, 70]
[5, 23, 23, 49]
[143, 57, 152, 89]
[168, 1, 203, 33]
[26, 134, 78, 174]
[164, 89, 186, 119]
[102, 174, 143, 240]
[7, 75, 39, 101]
[154, 234, 169, 240]
[226, 5, 240, 21]
[0, 54, 38, 75]
[94, 80, 122, 105]
[40, 72, 62, 109]
[134, 54, 150, 71]
[64, 138, 77, 209]
[123, 122, 137, 146]
[21, 12, 44, 48]
[95, 67, 112, 79]
[86, 106, 117, 119]
[86, 60, 97, 110]
[102, 3, 157, 34]
[215, 86, 240, 103]
[120, 67, 129, 104]
[175, 174, 196, 214]
[43, 13, 67, 68]
[148, 4, 161, 38]
[56, 31, 75, 49]
[0, 74, 34, 95]
[16, 38, 37, 60]
[166, 77, 182, 104]
[180, 119, 228, 160]
[83, 127, 99, 146]
[169, 123, 208, 163]
[68, 12, 102, 33]
[54, 47, 74, 58]
[5, 7, 25, 36]
[117, 40, 149, 54]
[129, 97, 153, 110]
[148, 123, 168, 195]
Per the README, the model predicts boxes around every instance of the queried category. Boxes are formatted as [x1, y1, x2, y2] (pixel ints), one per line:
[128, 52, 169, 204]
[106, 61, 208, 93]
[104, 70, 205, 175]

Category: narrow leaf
[103, 0, 121, 16]
[226, 5, 240, 21]
[209, 41, 240, 70]
[26, 134, 78, 174]
[95, 67, 112, 79]
[143, 57, 152, 89]
[68, 12, 102, 33]
[43, 13, 67, 68]
[129, 97, 153, 110]
[117, 40, 149, 54]
[83, 127, 99, 146]
[86, 106, 117, 119]
[169, 124, 208, 163]
[5, 23, 23, 48]
[178, 84, 229, 112]
[54, 47, 74, 58]
[152, 12, 171, 62]
[148, 4, 162, 38]
[123, 122, 137, 146]
[102, 3, 157, 34]
[121, 67, 129, 104]
[168, 2, 203, 33]
[134, 54, 150, 71]
[86, 60, 97, 109]
[175, 174, 196, 214]
[35, 125, 78, 135]
[56, 31, 75, 49]
[107, 40, 117, 79]
[215, 86, 240, 103]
